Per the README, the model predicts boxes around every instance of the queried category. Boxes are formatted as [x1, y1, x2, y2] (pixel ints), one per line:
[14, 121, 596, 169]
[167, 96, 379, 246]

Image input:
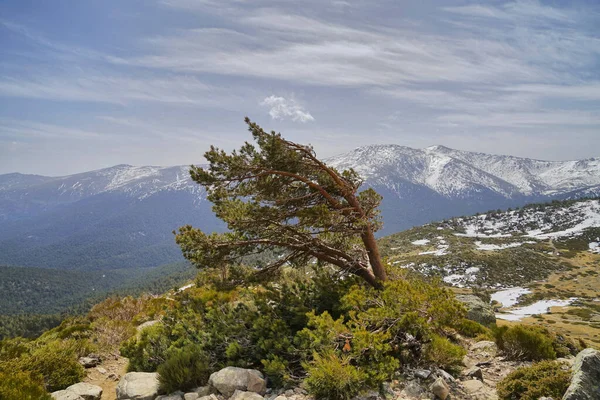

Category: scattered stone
[64, 382, 103, 400]
[563, 348, 600, 400]
[116, 372, 160, 400]
[51, 390, 85, 400]
[456, 294, 496, 325]
[462, 379, 496, 400]
[353, 390, 382, 400]
[108, 373, 120, 381]
[430, 377, 450, 400]
[193, 387, 211, 397]
[415, 369, 432, 379]
[197, 395, 218, 400]
[229, 390, 265, 400]
[208, 367, 267, 398]
[156, 393, 184, 400]
[400, 381, 425, 399]
[463, 366, 484, 381]
[79, 355, 101, 368]
[96, 367, 107, 374]
[436, 369, 455, 383]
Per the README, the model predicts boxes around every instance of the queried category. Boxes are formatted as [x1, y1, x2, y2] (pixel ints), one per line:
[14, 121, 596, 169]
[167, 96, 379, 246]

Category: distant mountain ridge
[0, 145, 598, 270]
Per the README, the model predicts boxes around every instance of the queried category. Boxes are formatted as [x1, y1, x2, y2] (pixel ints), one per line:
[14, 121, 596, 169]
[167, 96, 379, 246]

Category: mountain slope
[0, 145, 598, 270]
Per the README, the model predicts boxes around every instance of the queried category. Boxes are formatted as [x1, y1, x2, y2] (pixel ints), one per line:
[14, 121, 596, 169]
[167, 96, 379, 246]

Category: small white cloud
[260, 95, 314, 123]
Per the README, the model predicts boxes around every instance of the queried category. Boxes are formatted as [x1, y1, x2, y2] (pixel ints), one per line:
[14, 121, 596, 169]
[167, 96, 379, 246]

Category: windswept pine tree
[175, 118, 387, 288]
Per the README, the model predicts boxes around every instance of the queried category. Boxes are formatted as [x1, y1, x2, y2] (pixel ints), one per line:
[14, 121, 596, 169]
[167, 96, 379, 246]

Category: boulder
[64, 383, 103, 400]
[116, 372, 160, 400]
[400, 381, 425, 399]
[229, 390, 265, 400]
[79, 355, 101, 368]
[156, 393, 183, 400]
[415, 369, 432, 379]
[197, 396, 218, 400]
[456, 295, 496, 325]
[193, 387, 210, 397]
[430, 377, 450, 400]
[184, 394, 199, 400]
[463, 366, 484, 381]
[208, 367, 266, 397]
[563, 348, 600, 400]
[51, 390, 84, 400]
[470, 341, 498, 360]
[462, 379, 497, 400]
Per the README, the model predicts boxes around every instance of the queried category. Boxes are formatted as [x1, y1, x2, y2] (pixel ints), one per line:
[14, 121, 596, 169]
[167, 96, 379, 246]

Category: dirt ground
[83, 355, 128, 400]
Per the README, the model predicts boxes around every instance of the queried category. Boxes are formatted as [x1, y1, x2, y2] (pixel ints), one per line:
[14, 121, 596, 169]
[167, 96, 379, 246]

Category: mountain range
[1, 145, 598, 270]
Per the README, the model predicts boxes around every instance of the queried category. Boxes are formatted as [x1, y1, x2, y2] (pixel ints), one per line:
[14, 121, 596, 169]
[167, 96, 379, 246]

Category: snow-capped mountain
[0, 145, 597, 270]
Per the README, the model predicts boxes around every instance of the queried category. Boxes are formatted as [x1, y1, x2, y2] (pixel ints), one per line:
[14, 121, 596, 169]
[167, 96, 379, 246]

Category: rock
[197, 396, 218, 400]
[400, 381, 425, 399]
[97, 367, 107, 374]
[456, 294, 496, 325]
[563, 348, 600, 400]
[51, 390, 85, 400]
[184, 394, 199, 400]
[462, 379, 497, 400]
[208, 367, 266, 397]
[116, 372, 160, 400]
[415, 369, 432, 380]
[193, 387, 210, 397]
[469, 341, 498, 364]
[463, 366, 484, 381]
[436, 369, 455, 383]
[430, 377, 450, 400]
[108, 373, 121, 381]
[539, 398, 554, 400]
[64, 383, 103, 400]
[353, 390, 382, 400]
[229, 390, 265, 400]
[156, 393, 184, 400]
[79, 355, 101, 368]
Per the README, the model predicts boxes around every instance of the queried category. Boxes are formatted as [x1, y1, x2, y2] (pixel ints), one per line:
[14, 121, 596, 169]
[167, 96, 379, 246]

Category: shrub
[423, 335, 466, 373]
[157, 345, 211, 394]
[27, 340, 85, 392]
[496, 325, 556, 361]
[120, 324, 171, 372]
[0, 370, 51, 400]
[304, 352, 366, 400]
[497, 361, 570, 400]
[455, 318, 492, 338]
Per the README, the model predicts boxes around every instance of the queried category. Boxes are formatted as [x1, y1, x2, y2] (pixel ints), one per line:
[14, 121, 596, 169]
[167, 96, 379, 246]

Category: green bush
[0, 370, 51, 400]
[304, 352, 366, 400]
[27, 340, 85, 392]
[424, 335, 466, 373]
[455, 318, 492, 338]
[157, 345, 211, 394]
[497, 361, 570, 400]
[496, 325, 556, 361]
[121, 324, 171, 372]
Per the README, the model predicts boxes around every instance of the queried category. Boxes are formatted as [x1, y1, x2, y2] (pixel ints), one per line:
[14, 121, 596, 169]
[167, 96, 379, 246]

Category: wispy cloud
[260, 95, 314, 122]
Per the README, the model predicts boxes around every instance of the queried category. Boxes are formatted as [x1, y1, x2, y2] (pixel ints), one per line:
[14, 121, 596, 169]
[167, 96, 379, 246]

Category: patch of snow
[589, 242, 599, 254]
[474, 241, 524, 251]
[419, 244, 449, 256]
[491, 287, 531, 308]
[496, 298, 577, 321]
[443, 274, 465, 287]
[465, 267, 480, 275]
[411, 239, 430, 245]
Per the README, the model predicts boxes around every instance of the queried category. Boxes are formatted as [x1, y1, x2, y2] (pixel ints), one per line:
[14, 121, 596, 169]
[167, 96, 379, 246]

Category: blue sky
[1, 0, 599, 175]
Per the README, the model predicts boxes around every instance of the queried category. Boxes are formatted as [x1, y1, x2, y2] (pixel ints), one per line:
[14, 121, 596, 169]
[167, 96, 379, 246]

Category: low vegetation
[496, 360, 570, 400]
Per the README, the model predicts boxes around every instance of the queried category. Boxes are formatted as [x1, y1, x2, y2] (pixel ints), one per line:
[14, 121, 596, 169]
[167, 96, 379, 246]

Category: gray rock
[456, 294, 496, 325]
[563, 348, 600, 400]
[156, 393, 183, 400]
[415, 369, 432, 379]
[400, 381, 425, 399]
[64, 383, 103, 400]
[208, 367, 266, 398]
[193, 387, 211, 397]
[78, 355, 101, 368]
[97, 367, 107, 374]
[470, 341, 498, 358]
[461, 379, 496, 400]
[197, 396, 218, 400]
[430, 377, 449, 400]
[229, 390, 265, 400]
[353, 390, 382, 400]
[463, 366, 484, 381]
[184, 394, 199, 400]
[436, 369, 455, 383]
[116, 372, 160, 400]
[51, 390, 84, 400]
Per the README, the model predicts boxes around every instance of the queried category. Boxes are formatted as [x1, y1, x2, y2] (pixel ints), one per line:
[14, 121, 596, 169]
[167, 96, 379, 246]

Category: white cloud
[260, 95, 314, 122]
